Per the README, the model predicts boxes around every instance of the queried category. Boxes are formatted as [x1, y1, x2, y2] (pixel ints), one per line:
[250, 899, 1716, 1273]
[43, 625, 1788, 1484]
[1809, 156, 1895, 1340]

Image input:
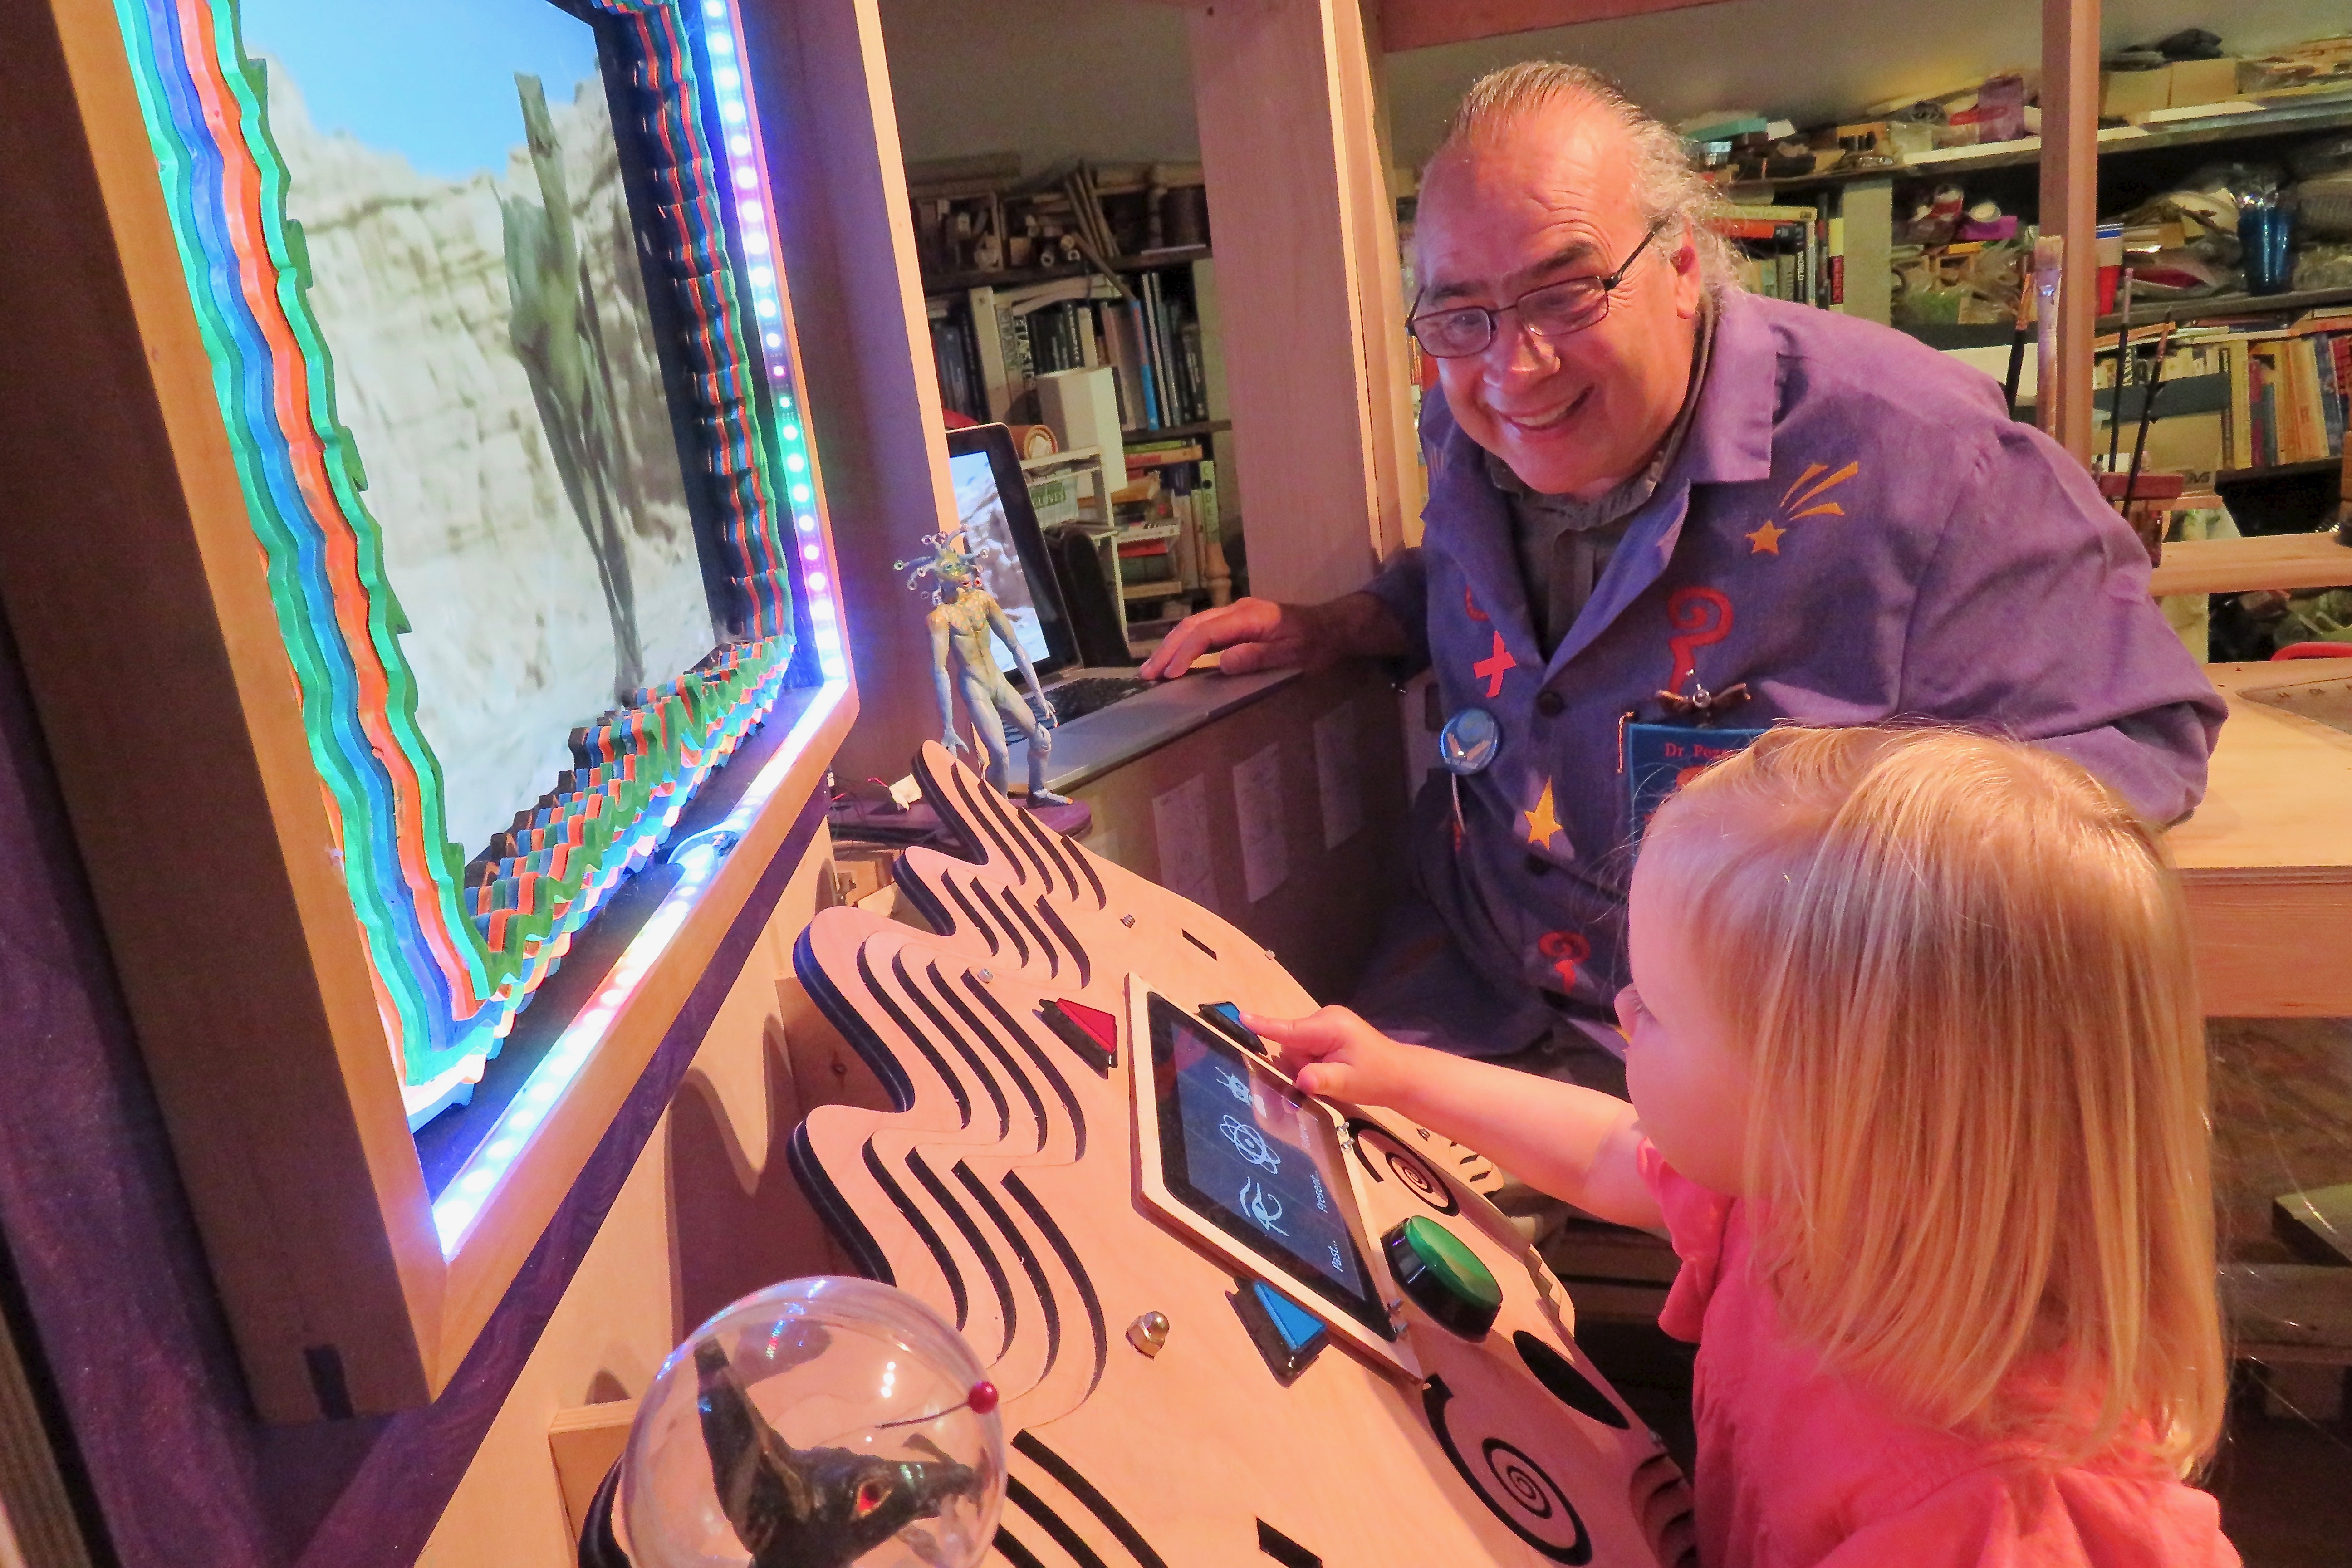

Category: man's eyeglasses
[1407, 218, 1668, 359]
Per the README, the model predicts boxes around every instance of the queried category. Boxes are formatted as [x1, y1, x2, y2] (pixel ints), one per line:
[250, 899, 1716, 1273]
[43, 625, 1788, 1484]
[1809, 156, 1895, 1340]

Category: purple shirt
[1366, 292, 2223, 1018]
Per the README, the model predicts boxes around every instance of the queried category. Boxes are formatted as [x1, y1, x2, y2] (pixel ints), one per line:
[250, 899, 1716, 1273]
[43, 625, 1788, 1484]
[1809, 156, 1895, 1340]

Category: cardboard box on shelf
[2168, 56, 2242, 109]
[2100, 65, 2172, 120]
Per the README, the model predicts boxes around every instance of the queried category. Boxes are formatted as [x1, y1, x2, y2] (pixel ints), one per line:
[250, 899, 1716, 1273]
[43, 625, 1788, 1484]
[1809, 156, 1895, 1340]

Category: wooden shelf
[1765, 98, 2352, 193]
[921, 245, 1211, 298]
[2150, 531, 2352, 596]
[1125, 419, 1231, 441]
[1893, 287, 2352, 352]
[2103, 286, 2352, 333]
[2216, 458, 2344, 486]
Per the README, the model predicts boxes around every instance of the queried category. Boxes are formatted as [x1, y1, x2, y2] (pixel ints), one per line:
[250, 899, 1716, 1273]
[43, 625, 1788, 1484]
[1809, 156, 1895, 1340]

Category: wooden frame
[0, 0, 857, 1422]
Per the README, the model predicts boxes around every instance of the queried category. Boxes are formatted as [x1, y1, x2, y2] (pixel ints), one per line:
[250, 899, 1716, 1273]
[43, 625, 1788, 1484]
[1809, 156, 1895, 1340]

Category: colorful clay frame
[3, 0, 860, 1421]
[110, 0, 824, 1123]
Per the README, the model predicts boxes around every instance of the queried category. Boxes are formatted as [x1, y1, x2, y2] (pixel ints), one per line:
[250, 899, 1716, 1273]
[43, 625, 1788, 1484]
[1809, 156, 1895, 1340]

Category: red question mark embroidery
[1537, 930, 1589, 990]
[1664, 586, 1733, 695]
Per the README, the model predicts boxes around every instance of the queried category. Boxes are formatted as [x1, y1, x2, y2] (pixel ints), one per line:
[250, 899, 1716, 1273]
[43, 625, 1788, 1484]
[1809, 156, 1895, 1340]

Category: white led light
[743, 230, 769, 255]
[734, 165, 758, 190]
[756, 298, 779, 319]
[741, 199, 764, 221]
[721, 100, 747, 124]
[808, 571, 829, 591]
[707, 31, 734, 54]
[730, 134, 752, 156]
[790, 483, 811, 502]
[783, 422, 802, 441]
[750, 265, 775, 288]
[765, 332, 782, 348]
[715, 66, 741, 88]
[785, 454, 805, 473]
[801, 544, 821, 562]
[795, 513, 816, 533]
[703, 0, 726, 15]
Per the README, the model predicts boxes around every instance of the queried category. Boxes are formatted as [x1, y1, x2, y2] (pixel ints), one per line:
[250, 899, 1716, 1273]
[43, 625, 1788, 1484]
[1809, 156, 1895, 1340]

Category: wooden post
[1182, 0, 1416, 600]
[2039, 0, 2100, 465]
[745, 0, 960, 784]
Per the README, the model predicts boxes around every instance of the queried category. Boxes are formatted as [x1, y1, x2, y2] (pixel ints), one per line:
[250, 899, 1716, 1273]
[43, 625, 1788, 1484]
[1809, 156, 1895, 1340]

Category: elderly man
[1140, 63, 2222, 1064]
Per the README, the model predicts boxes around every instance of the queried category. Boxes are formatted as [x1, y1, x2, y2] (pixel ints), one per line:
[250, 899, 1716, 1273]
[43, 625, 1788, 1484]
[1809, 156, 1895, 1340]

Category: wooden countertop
[2170, 662, 2352, 1015]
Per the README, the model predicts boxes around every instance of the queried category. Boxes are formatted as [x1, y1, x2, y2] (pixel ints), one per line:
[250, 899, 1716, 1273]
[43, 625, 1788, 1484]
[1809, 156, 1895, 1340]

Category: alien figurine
[693, 1338, 985, 1568]
[895, 531, 1068, 806]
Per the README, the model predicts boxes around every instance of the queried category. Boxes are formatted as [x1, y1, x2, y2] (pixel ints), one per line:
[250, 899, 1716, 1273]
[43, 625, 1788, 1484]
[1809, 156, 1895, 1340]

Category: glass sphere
[619, 1277, 1005, 1568]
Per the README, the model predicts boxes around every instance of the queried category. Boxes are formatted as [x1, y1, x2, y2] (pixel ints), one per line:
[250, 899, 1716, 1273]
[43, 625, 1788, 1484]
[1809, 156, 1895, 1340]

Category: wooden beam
[1377, 0, 1736, 52]
[2150, 532, 2352, 597]
[2039, 0, 2099, 464]
[751, 0, 960, 786]
[1187, 0, 1414, 600]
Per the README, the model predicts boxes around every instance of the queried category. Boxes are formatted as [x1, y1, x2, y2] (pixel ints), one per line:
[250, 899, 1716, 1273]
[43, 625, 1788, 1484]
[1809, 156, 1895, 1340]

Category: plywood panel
[2038, 0, 2099, 463]
[788, 742, 1691, 1567]
[2171, 663, 2352, 1016]
[1187, 0, 1407, 601]
[2151, 534, 2352, 597]
[1379, 0, 1735, 52]
[751, 0, 959, 786]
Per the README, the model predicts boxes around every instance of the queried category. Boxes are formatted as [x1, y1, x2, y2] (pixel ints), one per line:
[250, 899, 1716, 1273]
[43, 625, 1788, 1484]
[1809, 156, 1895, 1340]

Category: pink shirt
[1640, 1144, 2239, 1568]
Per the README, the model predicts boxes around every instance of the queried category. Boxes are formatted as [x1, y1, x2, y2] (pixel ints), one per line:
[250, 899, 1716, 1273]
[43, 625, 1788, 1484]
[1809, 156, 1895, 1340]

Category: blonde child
[1252, 726, 2234, 1567]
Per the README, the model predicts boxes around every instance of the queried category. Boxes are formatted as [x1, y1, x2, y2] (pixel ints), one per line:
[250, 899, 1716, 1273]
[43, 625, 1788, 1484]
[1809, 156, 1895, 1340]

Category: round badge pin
[1438, 707, 1500, 776]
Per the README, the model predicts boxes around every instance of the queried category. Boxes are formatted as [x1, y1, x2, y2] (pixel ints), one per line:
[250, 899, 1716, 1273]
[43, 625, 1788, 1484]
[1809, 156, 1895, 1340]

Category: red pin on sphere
[966, 1380, 999, 1416]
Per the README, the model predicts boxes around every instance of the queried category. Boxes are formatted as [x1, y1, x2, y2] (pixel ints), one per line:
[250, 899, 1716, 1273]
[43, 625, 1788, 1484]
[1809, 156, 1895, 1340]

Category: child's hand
[1242, 1005, 1423, 1107]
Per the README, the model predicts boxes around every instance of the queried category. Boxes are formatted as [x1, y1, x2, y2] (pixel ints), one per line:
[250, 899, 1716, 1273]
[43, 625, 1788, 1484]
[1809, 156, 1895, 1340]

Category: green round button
[1384, 1215, 1503, 1338]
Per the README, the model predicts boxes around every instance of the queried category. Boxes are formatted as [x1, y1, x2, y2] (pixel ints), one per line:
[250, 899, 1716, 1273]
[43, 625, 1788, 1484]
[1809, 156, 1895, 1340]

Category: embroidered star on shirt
[1523, 778, 1563, 850]
[1745, 519, 1786, 554]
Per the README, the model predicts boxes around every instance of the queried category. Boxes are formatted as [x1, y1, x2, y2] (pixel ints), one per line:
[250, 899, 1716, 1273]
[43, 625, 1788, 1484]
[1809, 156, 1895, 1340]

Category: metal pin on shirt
[1437, 708, 1501, 852]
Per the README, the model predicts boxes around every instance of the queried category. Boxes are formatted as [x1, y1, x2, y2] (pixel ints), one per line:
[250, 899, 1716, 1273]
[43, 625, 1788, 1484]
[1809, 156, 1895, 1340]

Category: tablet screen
[1147, 995, 1390, 1338]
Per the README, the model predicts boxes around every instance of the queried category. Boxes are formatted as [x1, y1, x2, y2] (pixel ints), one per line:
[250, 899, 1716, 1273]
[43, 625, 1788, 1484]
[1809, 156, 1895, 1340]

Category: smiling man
[1139, 63, 2221, 1065]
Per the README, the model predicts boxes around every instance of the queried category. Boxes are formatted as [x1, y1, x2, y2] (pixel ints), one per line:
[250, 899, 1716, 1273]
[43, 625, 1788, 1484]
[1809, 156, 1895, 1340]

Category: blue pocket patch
[1627, 724, 1769, 842]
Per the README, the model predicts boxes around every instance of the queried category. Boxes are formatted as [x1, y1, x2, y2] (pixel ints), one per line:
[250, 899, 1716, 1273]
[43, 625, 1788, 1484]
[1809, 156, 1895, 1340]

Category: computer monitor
[943, 424, 1078, 679]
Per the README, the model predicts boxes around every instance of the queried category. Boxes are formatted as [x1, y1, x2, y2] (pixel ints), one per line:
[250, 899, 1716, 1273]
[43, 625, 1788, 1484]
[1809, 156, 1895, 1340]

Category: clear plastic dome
[619, 1277, 1005, 1568]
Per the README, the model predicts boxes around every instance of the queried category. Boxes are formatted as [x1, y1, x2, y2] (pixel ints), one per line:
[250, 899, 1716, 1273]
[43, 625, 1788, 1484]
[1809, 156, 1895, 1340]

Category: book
[969, 285, 1012, 421]
[1128, 297, 1162, 429]
[2225, 343, 2250, 470]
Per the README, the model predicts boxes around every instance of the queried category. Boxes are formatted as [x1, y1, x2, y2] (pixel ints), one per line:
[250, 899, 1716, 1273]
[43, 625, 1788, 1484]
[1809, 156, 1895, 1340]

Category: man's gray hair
[1424, 61, 1737, 301]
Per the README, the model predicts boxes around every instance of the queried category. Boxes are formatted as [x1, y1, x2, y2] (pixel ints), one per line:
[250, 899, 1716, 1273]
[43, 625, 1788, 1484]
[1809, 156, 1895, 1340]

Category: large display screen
[947, 448, 1051, 674]
[1147, 995, 1390, 1338]
[241, 0, 722, 855]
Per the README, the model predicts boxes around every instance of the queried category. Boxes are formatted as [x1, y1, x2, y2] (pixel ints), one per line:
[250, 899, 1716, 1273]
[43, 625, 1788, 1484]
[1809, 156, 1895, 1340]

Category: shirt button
[1524, 854, 1550, 877]
[1535, 691, 1565, 717]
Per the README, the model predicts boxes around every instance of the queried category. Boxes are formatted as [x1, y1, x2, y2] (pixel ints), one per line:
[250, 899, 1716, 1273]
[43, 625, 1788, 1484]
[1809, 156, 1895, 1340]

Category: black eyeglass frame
[1406, 217, 1671, 358]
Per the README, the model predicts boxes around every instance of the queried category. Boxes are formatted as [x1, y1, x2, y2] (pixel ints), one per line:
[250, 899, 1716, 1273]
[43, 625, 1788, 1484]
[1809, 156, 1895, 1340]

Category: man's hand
[1245, 1005, 1423, 1107]
[1138, 593, 1409, 682]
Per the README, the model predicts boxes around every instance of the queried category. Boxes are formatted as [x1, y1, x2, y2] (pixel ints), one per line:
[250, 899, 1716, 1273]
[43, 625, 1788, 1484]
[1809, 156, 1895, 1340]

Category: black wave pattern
[793, 917, 1105, 1418]
[991, 1431, 1170, 1568]
[1421, 1376, 1594, 1565]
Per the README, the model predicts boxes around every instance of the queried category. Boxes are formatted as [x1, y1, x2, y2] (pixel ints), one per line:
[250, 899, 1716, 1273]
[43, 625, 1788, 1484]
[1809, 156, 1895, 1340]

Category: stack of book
[2094, 305, 2352, 476]
[2227, 320, 2351, 471]
[928, 264, 1219, 434]
[1709, 202, 1844, 310]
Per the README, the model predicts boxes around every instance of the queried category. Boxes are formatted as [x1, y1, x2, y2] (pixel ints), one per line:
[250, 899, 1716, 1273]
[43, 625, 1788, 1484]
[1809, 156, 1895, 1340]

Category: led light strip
[695, 0, 849, 684]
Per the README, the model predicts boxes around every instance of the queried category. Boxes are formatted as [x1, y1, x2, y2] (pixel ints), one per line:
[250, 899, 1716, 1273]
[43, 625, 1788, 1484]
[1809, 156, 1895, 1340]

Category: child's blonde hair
[1642, 725, 2223, 1472]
